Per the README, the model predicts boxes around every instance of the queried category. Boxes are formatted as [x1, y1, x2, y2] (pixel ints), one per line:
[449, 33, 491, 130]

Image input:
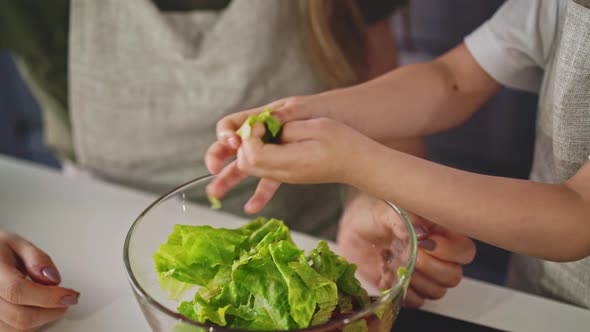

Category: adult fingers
[407, 270, 449, 300]
[0, 272, 79, 309]
[403, 288, 425, 308]
[413, 250, 463, 288]
[0, 238, 79, 308]
[0, 234, 60, 286]
[418, 232, 476, 265]
[0, 297, 67, 331]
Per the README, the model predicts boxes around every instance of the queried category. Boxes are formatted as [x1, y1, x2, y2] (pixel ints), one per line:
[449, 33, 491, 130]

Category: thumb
[6, 234, 61, 285]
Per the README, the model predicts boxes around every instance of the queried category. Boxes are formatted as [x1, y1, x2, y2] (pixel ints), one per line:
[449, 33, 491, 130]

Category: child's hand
[206, 96, 323, 169]
[207, 117, 377, 212]
[205, 96, 329, 213]
[238, 118, 372, 183]
[0, 232, 79, 331]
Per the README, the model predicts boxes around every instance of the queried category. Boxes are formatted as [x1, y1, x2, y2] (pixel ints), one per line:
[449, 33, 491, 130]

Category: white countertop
[0, 156, 589, 332]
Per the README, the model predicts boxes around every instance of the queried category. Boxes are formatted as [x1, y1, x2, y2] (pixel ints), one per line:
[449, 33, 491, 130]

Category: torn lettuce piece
[157, 271, 196, 301]
[270, 240, 337, 328]
[236, 108, 282, 143]
[208, 195, 221, 210]
[231, 244, 297, 330]
[310, 241, 370, 310]
[154, 224, 248, 296]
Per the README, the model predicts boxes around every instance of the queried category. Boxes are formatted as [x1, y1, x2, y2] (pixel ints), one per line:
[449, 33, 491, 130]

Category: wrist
[342, 136, 387, 188]
[310, 87, 355, 120]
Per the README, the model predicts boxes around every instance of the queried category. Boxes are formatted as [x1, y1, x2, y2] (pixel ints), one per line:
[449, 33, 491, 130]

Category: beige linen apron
[507, 0, 590, 308]
[68, 0, 342, 238]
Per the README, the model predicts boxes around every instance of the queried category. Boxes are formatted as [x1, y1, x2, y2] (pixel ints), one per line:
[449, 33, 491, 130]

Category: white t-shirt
[463, 0, 590, 309]
[465, 0, 564, 94]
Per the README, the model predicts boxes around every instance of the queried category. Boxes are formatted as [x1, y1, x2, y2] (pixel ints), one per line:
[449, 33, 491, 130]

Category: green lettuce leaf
[207, 195, 221, 210]
[236, 108, 282, 143]
[231, 244, 296, 330]
[154, 224, 248, 297]
[310, 241, 370, 311]
[154, 218, 370, 331]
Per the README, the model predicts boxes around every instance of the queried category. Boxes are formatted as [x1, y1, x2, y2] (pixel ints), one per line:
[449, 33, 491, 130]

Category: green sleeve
[0, 0, 70, 124]
[0, 0, 69, 56]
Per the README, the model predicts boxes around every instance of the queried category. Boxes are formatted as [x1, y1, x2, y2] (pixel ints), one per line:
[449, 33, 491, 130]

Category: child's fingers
[206, 161, 248, 199]
[407, 270, 449, 300]
[280, 119, 326, 143]
[238, 140, 298, 178]
[272, 100, 315, 124]
[216, 109, 262, 148]
[244, 179, 282, 214]
[205, 141, 237, 175]
[238, 123, 276, 170]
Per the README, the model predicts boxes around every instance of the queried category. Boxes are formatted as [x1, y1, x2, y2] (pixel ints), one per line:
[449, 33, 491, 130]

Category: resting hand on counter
[337, 191, 476, 308]
[0, 232, 79, 331]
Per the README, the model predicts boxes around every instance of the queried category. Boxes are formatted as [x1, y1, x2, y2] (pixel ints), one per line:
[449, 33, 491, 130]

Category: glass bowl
[124, 175, 417, 332]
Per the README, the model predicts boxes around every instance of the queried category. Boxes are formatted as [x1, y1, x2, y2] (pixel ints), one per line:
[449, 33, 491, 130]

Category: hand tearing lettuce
[205, 109, 282, 210]
[236, 108, 282, 143]
[154, 217, 371, 331]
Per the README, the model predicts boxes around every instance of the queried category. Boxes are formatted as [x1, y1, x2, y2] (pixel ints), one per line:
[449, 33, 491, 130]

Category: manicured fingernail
[41, 267, 61, 283]
[418, 239, 436, 251]
[414, 225, 429, 238]
[60, 294, 79, 306]
[228, 137, 239, 149]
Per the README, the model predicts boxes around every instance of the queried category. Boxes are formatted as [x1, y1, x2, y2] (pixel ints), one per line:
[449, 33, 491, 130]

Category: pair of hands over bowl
[0, 97, 475, 331]
[205, 97, 476, 309]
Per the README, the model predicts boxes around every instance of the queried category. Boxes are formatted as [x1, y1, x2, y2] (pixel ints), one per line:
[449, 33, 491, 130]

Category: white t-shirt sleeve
[464, 0, 559, 93]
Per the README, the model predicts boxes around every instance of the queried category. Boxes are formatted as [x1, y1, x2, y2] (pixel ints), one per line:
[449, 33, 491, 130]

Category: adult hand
[336, 191, 476, 308]
[0, 232, 79, 331]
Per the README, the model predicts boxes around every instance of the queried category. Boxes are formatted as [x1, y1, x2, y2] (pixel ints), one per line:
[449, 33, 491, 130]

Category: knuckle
[4, 278, 23, 304]
[236, 156, 249, 172]
[247, 152, 262, 168]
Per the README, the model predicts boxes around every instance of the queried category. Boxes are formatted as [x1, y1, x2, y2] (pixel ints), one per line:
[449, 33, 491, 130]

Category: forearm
[313, 44, 500, 141]
[351, 143, 590, 262]
[343, 138, 426, 208]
